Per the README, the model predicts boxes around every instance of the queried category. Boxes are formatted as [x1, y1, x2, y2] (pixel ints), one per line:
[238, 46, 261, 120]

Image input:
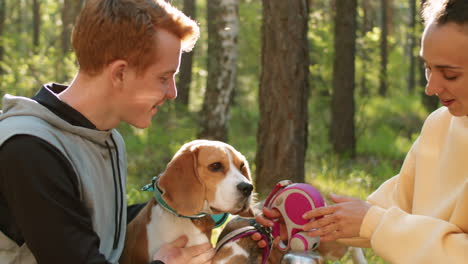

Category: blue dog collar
[142, 176, 229, 228]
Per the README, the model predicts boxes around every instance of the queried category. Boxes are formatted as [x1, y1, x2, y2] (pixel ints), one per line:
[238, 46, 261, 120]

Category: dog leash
[215, 221, 273, 264]
[264, 180, 324, 252]
[141, 175, 229, 228]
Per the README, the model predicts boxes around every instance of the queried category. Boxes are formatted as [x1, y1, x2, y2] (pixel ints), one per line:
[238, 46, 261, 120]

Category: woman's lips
[440, 99, 455, 106]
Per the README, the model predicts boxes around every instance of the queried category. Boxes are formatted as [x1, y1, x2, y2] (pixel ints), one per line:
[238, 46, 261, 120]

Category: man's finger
[255, 215, 274, 227]
[189, 248, 215, 264]
[257, 239, 267, 248]
[170, 235, 189, 248]
[262, 207, 281, 218]
[250, 232, 262, 241]
[186, 242, 213, 257]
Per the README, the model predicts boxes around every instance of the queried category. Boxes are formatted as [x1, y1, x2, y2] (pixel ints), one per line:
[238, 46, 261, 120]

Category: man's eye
[208, 162, 223, 172]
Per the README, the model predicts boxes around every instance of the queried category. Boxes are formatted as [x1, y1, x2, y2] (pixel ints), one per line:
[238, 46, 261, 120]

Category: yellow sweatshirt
[343, 107, 468, 263]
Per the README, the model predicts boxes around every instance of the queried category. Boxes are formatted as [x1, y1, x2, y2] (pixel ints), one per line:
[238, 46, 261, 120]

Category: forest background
[0, 0, 438, 263]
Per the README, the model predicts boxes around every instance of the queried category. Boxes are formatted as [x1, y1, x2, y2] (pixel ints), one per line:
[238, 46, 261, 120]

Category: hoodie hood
[1, 92, 114, 147]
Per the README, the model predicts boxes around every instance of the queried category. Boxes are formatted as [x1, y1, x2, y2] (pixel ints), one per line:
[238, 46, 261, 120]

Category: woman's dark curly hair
[422, 0, 468, 26]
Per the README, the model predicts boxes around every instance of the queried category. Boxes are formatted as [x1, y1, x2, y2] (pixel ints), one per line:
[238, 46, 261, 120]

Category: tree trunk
[359, 0, 375, 96]
[330, 0, 357, 157]
[58, 0, 82, 82]
[61, 0, 82, 55]
[255, 0, 310, 196]
[176, 0, 196, 108]
[0, 0, 6, 76]
[407, 0, 417, 93]
[32, 0, 40, 49]
[198, 0, 239, 141]
[379, 0, 388, 96]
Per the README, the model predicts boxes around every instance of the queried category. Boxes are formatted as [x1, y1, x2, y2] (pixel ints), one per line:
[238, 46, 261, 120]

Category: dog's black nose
[237, 182, 253, 196]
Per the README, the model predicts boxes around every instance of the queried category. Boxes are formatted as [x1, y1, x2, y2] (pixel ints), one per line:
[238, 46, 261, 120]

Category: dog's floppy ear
[158, 150, 205, 216]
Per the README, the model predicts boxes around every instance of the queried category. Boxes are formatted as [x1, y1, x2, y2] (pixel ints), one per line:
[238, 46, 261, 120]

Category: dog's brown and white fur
[120, 140, 254, 264]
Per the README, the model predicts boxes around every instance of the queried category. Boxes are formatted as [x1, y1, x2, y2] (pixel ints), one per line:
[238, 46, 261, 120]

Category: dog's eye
[208, 162, 224, 172]
[240, 163, 245, 170]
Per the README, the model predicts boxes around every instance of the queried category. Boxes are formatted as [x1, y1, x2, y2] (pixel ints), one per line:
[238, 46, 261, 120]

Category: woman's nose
[425, 74, 443, 96]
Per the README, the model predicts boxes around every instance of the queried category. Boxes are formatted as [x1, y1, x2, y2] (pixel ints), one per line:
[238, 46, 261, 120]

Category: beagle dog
[120, 140, 254, 264]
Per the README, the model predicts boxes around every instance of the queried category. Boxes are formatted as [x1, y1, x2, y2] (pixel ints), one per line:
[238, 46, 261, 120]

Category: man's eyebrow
[160, 70, 178, 75]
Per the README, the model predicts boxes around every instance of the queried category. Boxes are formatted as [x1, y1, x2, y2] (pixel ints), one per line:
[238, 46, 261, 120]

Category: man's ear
[109, 60, 128, 87]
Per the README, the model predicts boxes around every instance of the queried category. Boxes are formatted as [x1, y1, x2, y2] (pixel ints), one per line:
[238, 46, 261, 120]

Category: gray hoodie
[0, 92, 127, 264]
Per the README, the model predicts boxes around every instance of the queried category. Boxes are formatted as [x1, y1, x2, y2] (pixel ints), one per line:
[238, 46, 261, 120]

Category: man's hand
[153, 235, 215, 264]
[302, 194, 371, 242]
[254, 207, 288, 247]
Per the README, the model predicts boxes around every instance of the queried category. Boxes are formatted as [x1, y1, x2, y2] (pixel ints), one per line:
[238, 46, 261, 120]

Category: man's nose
[167, 79, 177, 100]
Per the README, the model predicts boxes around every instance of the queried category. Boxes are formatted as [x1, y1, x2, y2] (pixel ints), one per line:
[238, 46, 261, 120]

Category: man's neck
[58, 72, 121, 131]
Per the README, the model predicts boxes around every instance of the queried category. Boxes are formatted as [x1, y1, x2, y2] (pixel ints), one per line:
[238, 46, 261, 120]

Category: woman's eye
[208, 162, 223, 172]
[442, 71, 459, 81]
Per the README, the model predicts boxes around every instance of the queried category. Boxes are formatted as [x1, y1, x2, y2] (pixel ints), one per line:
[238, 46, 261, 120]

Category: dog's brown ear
[158, 150, 205, 216]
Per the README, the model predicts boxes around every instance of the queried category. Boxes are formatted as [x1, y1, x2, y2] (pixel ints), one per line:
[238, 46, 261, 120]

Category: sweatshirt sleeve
[337, 138, 420, 249]
[0, 135, 112, 264]
[358, 137, 468, 263]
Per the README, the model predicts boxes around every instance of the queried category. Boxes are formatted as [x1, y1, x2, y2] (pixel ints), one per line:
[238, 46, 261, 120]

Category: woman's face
[421, 22, 468, 116]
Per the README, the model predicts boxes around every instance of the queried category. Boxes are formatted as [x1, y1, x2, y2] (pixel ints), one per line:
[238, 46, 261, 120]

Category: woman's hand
[153, 235, 215, 264]
[302, 194, 371, 242]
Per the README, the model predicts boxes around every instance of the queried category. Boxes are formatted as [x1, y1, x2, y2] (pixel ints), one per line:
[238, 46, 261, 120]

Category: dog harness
[141, 176, 229, 228]
[264, 180, 325, 252]
[215, 220, 273, 264]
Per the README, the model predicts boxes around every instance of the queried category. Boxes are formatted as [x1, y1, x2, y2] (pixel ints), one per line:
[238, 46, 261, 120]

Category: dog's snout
[237, 182, 253, 196]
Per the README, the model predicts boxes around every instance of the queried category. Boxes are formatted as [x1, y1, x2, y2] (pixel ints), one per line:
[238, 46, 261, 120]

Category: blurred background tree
[0, 1, 438, 262]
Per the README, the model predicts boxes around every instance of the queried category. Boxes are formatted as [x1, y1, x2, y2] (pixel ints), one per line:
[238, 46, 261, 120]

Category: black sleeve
[0, 135, 111, 264]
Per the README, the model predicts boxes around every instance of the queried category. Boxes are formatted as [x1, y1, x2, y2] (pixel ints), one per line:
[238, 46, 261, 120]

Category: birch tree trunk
[198, 0, 239, 141]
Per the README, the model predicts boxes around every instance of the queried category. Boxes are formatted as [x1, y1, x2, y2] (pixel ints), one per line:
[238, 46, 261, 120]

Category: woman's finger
[303, 214, 337, 231]
[307, 222, 339, 238]
[303, 205, 337, 220]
